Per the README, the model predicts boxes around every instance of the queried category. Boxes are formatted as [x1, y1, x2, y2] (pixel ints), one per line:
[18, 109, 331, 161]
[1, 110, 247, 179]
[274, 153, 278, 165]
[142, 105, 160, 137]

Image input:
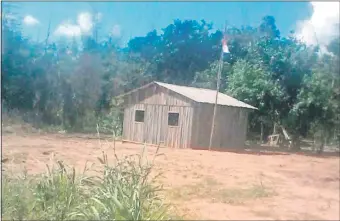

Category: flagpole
[209, 21, 228, 151]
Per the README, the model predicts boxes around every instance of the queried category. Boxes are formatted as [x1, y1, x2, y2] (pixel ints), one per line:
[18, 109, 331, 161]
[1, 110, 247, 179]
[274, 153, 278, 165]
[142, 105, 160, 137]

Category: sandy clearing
[2, 133, 339, 220]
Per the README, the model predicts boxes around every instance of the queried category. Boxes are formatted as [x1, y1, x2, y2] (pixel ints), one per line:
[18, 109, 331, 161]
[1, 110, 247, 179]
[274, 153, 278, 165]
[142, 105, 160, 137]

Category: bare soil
[2, 131, 340, 220]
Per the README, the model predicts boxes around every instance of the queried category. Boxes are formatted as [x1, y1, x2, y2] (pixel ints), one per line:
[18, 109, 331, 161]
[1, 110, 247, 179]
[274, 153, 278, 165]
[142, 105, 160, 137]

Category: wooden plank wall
[122, 84, 194, 148]
[123, 83, 193, 107]
[166, 106, 194, 148]
[191, 103, 249, 149]
[122, 104, 194, 148]
[123, 103, 146, 143]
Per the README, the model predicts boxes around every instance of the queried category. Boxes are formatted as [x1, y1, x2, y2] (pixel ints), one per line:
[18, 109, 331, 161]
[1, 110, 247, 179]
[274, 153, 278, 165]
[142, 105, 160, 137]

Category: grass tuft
[2, 148, 174, 220]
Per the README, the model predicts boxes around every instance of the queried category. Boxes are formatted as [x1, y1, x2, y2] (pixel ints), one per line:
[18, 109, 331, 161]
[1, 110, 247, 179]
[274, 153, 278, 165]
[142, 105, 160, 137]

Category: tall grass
[2, 147, 172, 220]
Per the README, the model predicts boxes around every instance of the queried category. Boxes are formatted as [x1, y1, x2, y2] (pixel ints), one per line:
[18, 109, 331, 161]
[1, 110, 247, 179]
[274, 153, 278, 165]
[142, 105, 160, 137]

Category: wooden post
[209, 21, 227, 151]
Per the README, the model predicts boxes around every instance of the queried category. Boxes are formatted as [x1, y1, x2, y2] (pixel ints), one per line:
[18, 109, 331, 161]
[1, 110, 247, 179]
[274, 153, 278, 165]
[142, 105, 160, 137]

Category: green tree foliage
[128, 19, 222, 85]
[293, 50, 340, 151]
[226, 60, 285, 133]
[2, 3, 339, 150]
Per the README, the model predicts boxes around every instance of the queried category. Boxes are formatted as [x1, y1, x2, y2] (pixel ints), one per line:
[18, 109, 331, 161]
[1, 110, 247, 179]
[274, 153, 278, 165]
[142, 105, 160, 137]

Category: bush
[2, 150, 172, 220]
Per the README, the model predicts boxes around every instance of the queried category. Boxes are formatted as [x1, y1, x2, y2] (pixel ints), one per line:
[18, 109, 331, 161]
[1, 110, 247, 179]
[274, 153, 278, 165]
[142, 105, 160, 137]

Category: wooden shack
[117, 81, 257, 149]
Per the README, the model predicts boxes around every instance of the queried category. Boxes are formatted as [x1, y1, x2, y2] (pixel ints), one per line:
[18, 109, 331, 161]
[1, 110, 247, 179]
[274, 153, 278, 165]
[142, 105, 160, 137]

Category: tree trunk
[260, 122, 264, 144]
[290, 134, 301, 151]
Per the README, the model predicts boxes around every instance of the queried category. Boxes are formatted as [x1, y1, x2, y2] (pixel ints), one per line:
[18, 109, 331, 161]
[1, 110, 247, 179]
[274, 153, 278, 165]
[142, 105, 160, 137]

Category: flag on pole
[222, 37, 230, 54]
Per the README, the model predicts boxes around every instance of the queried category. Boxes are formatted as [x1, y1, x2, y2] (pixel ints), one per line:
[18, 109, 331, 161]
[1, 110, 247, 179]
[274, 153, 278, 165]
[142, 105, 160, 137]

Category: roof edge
[155, 81, 258, 110]
[115, 81, 156, 99]
[115, 81, 258, 110]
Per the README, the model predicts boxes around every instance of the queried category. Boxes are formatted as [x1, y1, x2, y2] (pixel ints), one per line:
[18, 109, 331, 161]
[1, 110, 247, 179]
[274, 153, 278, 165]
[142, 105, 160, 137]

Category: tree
[226, 59, 285, 141]
[127, 19, 222, 85]
[293, 54, 339, 152]
[259, 16, 280, 39]
[2, 10, 339, 146]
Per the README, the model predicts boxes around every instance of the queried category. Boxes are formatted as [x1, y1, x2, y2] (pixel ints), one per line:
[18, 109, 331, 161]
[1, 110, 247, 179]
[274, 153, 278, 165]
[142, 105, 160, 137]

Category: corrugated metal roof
[155, 81, 257, 110]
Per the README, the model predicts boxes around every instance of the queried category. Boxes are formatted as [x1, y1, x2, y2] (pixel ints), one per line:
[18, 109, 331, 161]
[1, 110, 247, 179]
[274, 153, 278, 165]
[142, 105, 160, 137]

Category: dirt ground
[2, 131, 340, 220]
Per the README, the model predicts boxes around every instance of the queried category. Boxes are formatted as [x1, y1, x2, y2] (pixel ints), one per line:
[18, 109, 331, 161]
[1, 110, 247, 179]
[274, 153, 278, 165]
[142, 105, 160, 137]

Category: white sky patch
[111, 24, 121, 37]
[296, 2, 339, 48]
[23, 15, 40, 26]
[55, 12, 95, 37]
[55, 22, 82, 37]
[77, 12, 93, 34]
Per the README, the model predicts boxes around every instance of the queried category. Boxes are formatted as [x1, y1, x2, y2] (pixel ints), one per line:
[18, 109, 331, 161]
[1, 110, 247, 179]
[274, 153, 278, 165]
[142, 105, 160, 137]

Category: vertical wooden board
[189, 108, 196, 148]
[238, 109, 245, 146]
[206, 104, 214, 147]
[233, 108, 239, 147]
[227, 108, 235, 147]
[167, 106, 178, 148]
[196, 104, 204, 148]
[166, 126, 177, 148]
[195, 105, 202, 147]
[153, 105, 159, 144]
[215, 106, 223, 148]
[237, 109, 244, 147]
[165, 106, 193, 149]
[180, 107, 185, 148]
[180, 106, 185, 148]
[217, 106, 224, 148]
[131, 106, 136, 141]
[244, 111, 249, 143]
[144, 105, 150, 143]
[129, 106, 135, 141]
[188, 107, 194, 148]
[238, 109, 249, 147]
[123, 107, 134, 140]
[144, 104, 163, 145]
[128, 107, 133, 140]
[224, 107, 230, 147]
[182, 107, 190, 148]
[122, 108, 128, 140]
[223, 106, 232, 147]
[228, 108, 235, 147]
[158, 105, 164, 144]
[220, 106, 228, 148]
[235, 109, 240, 146]
[220, 106, 227, 148]
[167, 127, 173, 148]
[133, 104, 145, 142]
[234, 109, 239, 146]
[191, 104, 201, 148]
[133, 123, 144, 142]
[195, 105, 204, 148]
[160, 106, 168, 145]
[226, 107, 233, 147]
[150, 105, 157, 144]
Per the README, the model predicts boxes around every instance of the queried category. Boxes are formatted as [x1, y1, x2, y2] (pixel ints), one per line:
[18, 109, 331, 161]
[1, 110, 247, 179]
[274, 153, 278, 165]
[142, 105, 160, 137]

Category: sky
[2, 1, 339, 48]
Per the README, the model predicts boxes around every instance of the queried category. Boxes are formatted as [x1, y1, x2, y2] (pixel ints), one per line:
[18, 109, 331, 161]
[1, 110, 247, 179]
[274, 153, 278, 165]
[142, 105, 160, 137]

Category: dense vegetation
[2, 4, 340, 151]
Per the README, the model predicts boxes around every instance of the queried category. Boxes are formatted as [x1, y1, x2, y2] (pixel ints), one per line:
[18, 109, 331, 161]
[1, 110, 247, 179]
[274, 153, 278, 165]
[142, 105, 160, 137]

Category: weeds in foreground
[2, 146, 173, 220]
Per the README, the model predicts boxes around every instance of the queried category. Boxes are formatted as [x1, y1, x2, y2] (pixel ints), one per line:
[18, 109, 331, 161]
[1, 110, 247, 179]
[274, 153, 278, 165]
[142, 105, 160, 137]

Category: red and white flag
[222, 37, 230, 54]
